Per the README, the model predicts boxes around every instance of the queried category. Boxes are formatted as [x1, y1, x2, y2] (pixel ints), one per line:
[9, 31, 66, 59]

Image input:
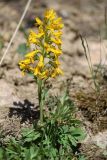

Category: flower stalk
[19, 9, 64, 123]
[37, 79, 44, 123]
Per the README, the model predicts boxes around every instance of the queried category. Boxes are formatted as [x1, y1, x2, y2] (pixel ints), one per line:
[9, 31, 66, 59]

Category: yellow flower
[34, 66, 40, 75]
[51, 23, 63, 30]
[19, 9, 64, 79]
[39, 28, 44, 36]
[50, 18, 64, 30]
[44, 43, 52, 52]
[44, 45, 62, 56]
[19, 59, 34, 75]
[19, 59, 31, 65]
[25, 50, 40, 58]
[38, 55, 44, 68]
[51, 67, 63, 78]
[28, 30, 38, 44]
[54, 59, 60, 66]
[36, 32, 44, 38]
[51, 38, 62, 45]
[34, 69, 48, 79]
[39, 70, 48, 79]
[36, 17, 43, 25]
[54, 18, 62, 24]
[28, 30, 44, 45]
[56, 67, 63, 74]
[19, 63, 26, 70]
[53, 31, 62, 37]
[44, 9, 56, 20]
[34, 55, 44, 75]
[50, 48, 62, 56]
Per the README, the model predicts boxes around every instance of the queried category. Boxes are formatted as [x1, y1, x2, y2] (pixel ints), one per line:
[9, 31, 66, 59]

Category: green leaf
[68, 135, 77, 147]
[30, 146, 39, 159]
[6, 148, 18, 155]
[22, 128, 40, 143]
[70, 119, 81, 125]
[25, 133, 40, 143]
[71, 128, 86, 141]
[22, 128, 34, 137]
[24, 148, 31, 160]
[0, 148, 4, 160]
[78, 155, 87, 160]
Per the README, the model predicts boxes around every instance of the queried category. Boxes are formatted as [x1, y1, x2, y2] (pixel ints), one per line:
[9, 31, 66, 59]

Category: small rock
[92, 131, 107, 149]
[0, 80, 18, 107]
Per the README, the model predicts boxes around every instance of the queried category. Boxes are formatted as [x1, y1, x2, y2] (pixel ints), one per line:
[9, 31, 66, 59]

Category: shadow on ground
[8, 99, 39, 123]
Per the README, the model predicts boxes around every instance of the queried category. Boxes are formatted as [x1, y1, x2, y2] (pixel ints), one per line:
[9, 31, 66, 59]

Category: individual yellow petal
[53, 31, 62, 37]
[36, 17, 43, 25]
[54, 59, 60, 65]
[51, 38, 62, 45]
[19, 59, 31, 65]
[38, 55, 44, 68]
[25, 50, 39, 58]
[34, 66, 40, 75]
[37, 32, 44, 38]
[19, 63, 26, 70]
[50, 48, 62, 56]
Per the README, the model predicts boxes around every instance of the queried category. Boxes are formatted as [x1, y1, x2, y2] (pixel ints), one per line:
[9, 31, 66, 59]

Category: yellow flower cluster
[19, 9, 64, 79]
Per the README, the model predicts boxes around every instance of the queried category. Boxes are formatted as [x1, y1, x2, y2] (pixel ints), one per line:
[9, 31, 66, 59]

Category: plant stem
[38, 79, 43, 124]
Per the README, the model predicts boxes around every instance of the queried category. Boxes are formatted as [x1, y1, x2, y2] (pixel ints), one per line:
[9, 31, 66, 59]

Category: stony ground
[0, 0, 107, 159]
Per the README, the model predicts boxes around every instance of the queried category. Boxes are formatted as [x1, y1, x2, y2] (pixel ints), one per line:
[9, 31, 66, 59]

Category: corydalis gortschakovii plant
[19, 9, 64, 79]
[19, 9, 64, 124]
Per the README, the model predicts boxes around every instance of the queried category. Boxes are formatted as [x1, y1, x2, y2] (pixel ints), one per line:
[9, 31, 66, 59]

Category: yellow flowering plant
[0, 9, 86, 160]
[19, 9, 64, 124]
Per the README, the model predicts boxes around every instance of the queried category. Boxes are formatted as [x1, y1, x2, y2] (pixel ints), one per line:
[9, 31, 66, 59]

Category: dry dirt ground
[0, 0, 107, 159]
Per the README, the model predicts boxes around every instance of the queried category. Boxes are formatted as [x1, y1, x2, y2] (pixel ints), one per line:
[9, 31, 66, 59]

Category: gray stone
[0, 80, 18, 107]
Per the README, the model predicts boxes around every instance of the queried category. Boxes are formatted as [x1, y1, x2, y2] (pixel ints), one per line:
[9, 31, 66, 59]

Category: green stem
[38, 79, 43, 123]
